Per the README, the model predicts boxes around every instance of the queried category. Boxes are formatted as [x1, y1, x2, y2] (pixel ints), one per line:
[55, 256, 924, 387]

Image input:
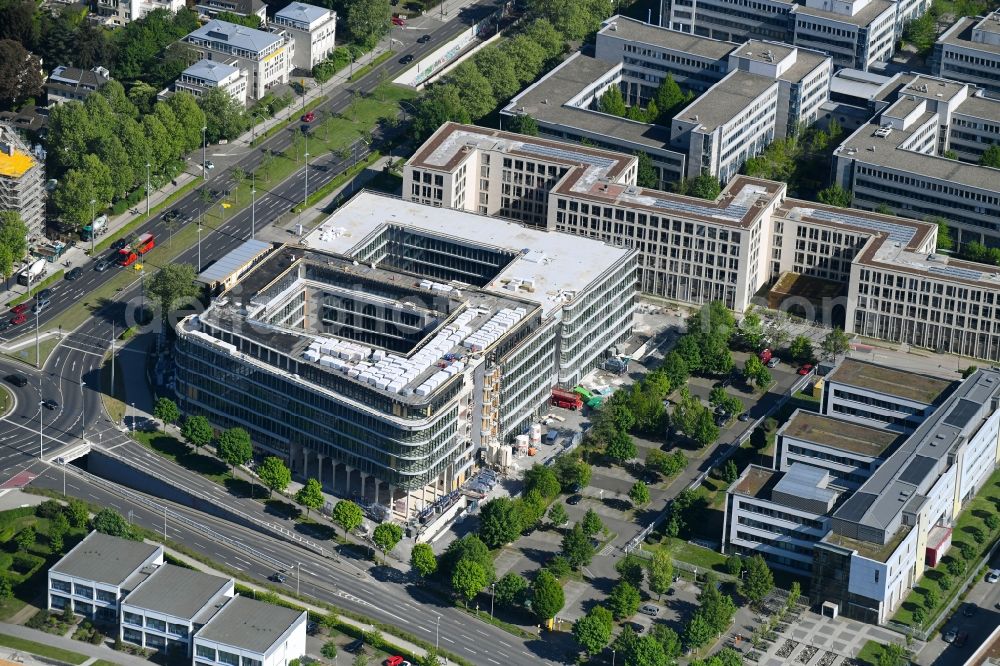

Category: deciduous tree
[147, 263, 199, 322]
[572, 606, 612, 655]
[531, 569, 564, 621]
[217, 427, 253, 473]
[257, 456, 291, 497]
[181, 415, 213, 451]
[561, 523, 595, 569]
[295, 478, 324, 516]
[494, 572, 528, 607]
[821, 327, 851, 360]
[608, 580, 641, 620]
[648, 549, 674, 599]
[628, 480, 650, 506]
[479, 497, 522, 548]
[372, 522, 403, 562]
[452, 557, 490, 605]
[740, 554, 774, 606]
[615, 553, 645, 588]
[410, 543, 437, 579]
[332, 500, 363, 538]
[581, 508, 603, 537]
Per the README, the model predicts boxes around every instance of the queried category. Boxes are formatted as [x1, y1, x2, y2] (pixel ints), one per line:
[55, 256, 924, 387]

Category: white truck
[17, 259, 47, 286]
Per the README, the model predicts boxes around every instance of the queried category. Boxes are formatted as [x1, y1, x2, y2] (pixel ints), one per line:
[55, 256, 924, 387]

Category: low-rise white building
[172, 60, 249, 106]
[94, 0, 186, 26]
[933, 11, 1000, 95]
[47, 532, 163, 622]
[193, 596, 306, 666]
[271, 2, 337, 72]
[120, 564, 234, 655]
[183, 20, 294, 101]
[792, 0, 897, 71]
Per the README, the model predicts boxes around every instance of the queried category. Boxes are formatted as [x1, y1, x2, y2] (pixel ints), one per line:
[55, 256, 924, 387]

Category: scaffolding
[0, 124, 44, 238]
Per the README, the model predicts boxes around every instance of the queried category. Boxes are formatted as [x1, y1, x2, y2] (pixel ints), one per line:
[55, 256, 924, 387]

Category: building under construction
[0, 124, 44, 238]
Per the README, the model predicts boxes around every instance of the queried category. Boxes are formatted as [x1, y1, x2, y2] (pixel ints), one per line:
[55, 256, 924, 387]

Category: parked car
[766, 357, 780, 368]
[399, 54, 414, 64]
[344, 640, 364, 654]
[417, 34, 431, 43]
[385, 657, 411, 666]
[738, 412, 752, 421]
[986, 569, 999, 583]
[301, 112, 316, 123]
[943, 627, 958, 643]
[391, 15, 405, 25]
[65, 267, 82, 281]
[954, 632, 968, 648]
[5, 374, 27, 387]
[639, 604, 659, 617]
[567, 494, 583, 505]
[798, 363, 814, 375]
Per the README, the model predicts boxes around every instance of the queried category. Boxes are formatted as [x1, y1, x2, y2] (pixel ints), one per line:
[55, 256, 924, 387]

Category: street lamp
[611, 648, 616, 666]
[197, 224, 202, 271]
[296, 562, 301, 595]
[490, 583, 496, 619]
[202, 126, 208, 180]
[303, 151, 310, 212]
[145, 163, 151, 216]
[89, 198, 96, 255]
[38, 387, 44, 460]
[435, 615, 440, 651]
[130, 403, 135, 434]
[251, 172, 256, 240]
[350, 137, 371, 194]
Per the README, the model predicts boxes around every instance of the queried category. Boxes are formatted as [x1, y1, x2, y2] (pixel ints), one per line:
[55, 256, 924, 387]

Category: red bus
[118, 232, 155, 267]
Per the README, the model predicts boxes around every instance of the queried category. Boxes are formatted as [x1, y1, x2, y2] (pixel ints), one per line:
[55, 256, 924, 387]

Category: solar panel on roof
[652, 198, 744, 222]
[898, 455, 938, 485]
[943, 397, 979, 428]
[927, 265, 983, 281]
[809, 209, 916, 245]
[518, 143, 617, 169]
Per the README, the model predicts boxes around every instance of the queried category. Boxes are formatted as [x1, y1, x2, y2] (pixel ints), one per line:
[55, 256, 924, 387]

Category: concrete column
[405, 491, 411, 521]
[302, 449, 309, 479]
[316, 454, 325, 485]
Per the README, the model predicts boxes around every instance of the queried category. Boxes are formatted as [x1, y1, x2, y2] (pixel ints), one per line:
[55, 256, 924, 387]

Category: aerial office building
[94, 0, 185, 26]
[727, 361, 999, 624]
[933, 10, 1000, 96]
[832, 73, 1000, 248]
[182, 20, 294, 101]
[174, 192, 637, 518]
[503, 16, 831, 187]
[270, 2, 337, 72]
[169, 60, 249, 106]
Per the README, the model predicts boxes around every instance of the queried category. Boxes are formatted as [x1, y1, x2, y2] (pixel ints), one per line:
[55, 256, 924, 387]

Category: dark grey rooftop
[673, 70, 778, 131]
[832, 368, 1000, 538]
[124, 564, 231, 620]
[51, 532, 160, 587]
[197, 596, 304, 654]
[937, 15, 1000, 56]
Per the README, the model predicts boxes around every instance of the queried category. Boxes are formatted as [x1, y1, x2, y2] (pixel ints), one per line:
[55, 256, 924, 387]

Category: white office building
[193, 596, 306, 666]
[183, 20, 294, 101]
[933, 11, 1000, 95]
[171, 60, 249, 106]
[271, 2, 337, 72]
[94, 0, 186, 26]
[47, 532, 163, 623]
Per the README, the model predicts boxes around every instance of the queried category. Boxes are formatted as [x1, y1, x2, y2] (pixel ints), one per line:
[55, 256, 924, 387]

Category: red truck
[759, 348, 772, 363]
[551, 388, 583, 410]
[118, 233, 155, 267]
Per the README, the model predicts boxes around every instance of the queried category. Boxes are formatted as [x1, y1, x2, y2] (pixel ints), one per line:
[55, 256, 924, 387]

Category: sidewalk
[0, 622, 155, 666]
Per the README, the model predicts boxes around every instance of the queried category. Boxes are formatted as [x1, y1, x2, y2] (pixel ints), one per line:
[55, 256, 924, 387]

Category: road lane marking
[441, 636, 455, 644]
[487, 659, 500, 665]
[475, 629, 489, 637]
[58, 345, 104, 357]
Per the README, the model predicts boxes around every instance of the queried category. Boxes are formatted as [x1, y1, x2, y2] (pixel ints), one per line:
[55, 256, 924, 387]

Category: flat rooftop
[824, 523, 912, 562]
[937, 15, 1000, 56]
[732, 466, 779, 498]
[673, 70, 778, 132]
[794, 0, 894, 26]
[598, 15, 738, 60]
[124, 564, 230, 619]
[781, 410, 901, 457]
[825, 358, 952, 405]
[303, 191, 635, 317]
[739, 41, 830, 83]
[51, 532, 160, 587]
[198, 596, 303, 653]
[502, 53, 677, 157]
[186, 19, 283, 54]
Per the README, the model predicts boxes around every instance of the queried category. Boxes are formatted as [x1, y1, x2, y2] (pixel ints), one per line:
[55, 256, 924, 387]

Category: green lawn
[855, 640, 883, 666]
[894, 466, 1000, 628]
[642, 536, 729, 572]
[100, 352, 126, 426]
[0, 634, 88, 664]
[91, 660, 121, 666]
[132, 430, 231, 486]
[5, 336, 61, 368]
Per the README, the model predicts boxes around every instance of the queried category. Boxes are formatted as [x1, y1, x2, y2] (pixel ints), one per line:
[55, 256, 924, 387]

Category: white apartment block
[271, 2, 337, 71]
[503, 17, 831, 187]
[171, 60, 249, 106]
[183, 20, 293, 101]
[94, 0, 186, 26]
[670, 70, 780, 182]
[195, 0, 267, 23]
[193, 597, 306, 666]
[47, 532, 163, 623]
[933, 11, 1000, 95]
[833, 73, 1000, 248]
[821, 358, 953, 432]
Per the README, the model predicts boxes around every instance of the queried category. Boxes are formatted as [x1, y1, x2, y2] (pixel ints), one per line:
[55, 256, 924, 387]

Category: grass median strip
[349, 51, 394, 82]
[0, 633, 89, 664]
[8, 270, 66, 307]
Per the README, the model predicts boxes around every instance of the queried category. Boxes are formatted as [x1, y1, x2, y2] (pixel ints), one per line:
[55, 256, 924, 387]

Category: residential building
[271, 2, 337, 72]
[171, 60, 249, 106]
[0, 123, 45, 238]
[933, 11, 1000, 96]
[120, 564, 234, 655]
[821, 358, 953, 432]
[94, 0, 186, 26]
[182, 20, 294, 101]
[46, 66, 110, 105]
[832, 73, 1000, 248]
[727, 362, 1000, 624]
[173, 192, 637, 519]
[193, 596, 306, 666]
[47, 532, 163, 622]
[503, 17, 831, 187]
[194, 0, 267, 24]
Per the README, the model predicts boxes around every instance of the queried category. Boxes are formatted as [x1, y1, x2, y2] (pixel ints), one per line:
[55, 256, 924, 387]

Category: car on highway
[0, 319, 10, 332]
[10, 303, 28, 315]
[31, 301, 48, 314]
[4, 374, 27, 387]
[943, 627, 958, 643]
[205, 160, 215, 170]
[567, 494, 582, 505]
[301, 112, 316, 123]
[399, 54, 414, 64]
[417, 34, 431, 43]
[10, 313, 26, 326]
[391, 16, 405, 25]
[798, 363, 814, 375]
[42, 399, 58, 410]
[111, 238, 128, 251]
[986, 569, 999, 583]
[37, 288, 52, 300]
[65, 267, 82, 281]
[95, 259, 112, 272]
[269, 572, 286, 584]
